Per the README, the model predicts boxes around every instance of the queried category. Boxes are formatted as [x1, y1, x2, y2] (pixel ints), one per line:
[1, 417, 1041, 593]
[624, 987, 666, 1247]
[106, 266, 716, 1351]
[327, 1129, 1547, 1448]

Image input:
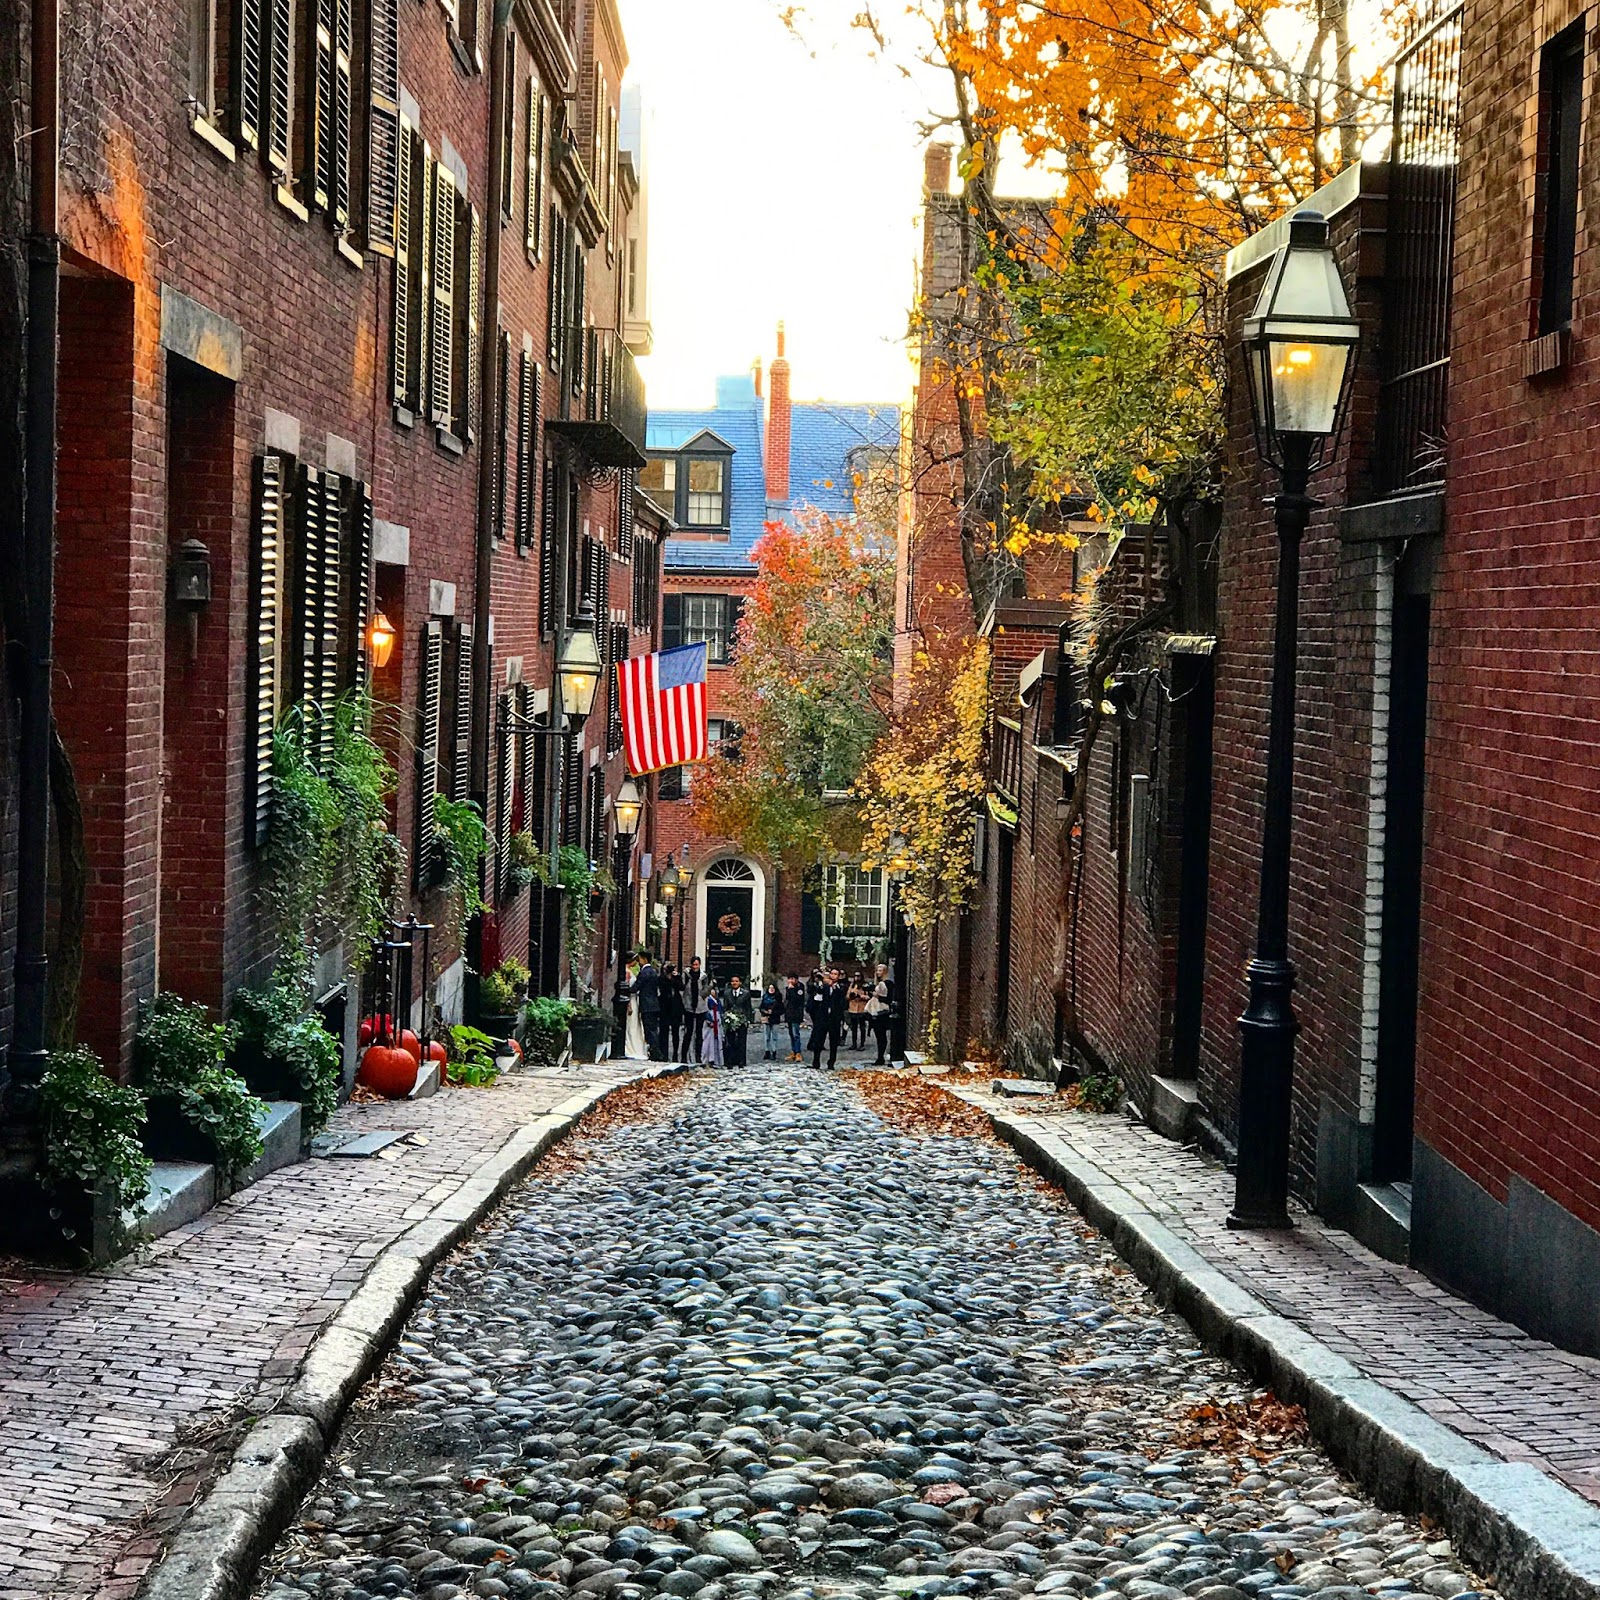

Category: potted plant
[231, 971, 343, 1137]
[567, 998, 612, 1063]
[34, 1046, 151, 1263]
[134, 993, 266, 1185]
[477, 957, 529, 1038]
[519, 995, 573, 1069]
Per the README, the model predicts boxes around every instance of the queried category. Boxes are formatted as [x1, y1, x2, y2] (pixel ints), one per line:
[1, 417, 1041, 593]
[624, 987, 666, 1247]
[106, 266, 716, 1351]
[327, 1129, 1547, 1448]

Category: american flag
[619, 643, 709, 777]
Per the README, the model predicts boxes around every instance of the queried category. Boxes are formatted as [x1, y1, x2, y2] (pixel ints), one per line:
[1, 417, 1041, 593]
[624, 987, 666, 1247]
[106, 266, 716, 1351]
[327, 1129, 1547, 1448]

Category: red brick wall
[1418, 0, 1600, 1230]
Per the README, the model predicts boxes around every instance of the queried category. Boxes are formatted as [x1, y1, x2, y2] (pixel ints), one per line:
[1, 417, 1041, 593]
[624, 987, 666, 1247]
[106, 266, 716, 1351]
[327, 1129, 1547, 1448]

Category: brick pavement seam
[137, 1063, 685, 1600]
[962, 1099, 1600, 1600]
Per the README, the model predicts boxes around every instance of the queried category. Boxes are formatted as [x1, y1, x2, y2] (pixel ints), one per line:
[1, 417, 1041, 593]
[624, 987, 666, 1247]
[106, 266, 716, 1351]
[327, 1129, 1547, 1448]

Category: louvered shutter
[608, 621, 626, 756]
[298, 465, 325, 714]
[265, 0, 293, 178]
[546, 213, 563, 361]
[465, 205, 482, 441]
[347, 483, 374, 691]
[518, 682, 537, 840]
[524, 84, 542, 257]
[416, 139, 435, 410]
[238, 0, 265, 151]
[499, 34, 516, 219]
[317, 471, 344, 765]
[515, 350, 534, 552]
[416, 621, 443, 886]
[494, 329, 511, 539]
[729, 595, 748, 661]
[617, 468, 634, 561]
[333, 0, 354, 230]
[586, 767, 604, 866]
[496, 689, 514, 899]
[561, 744, 582, 846]
[429, 162, 456, 429]
[368, 0, 400, 251]
[249, 455, 284, 848]
[390, 119, 414, 402]
[538, 458, 557, 635]
[311, 0, 335, 212]
[661, 592, 683, 649]
[452, 624, 474, 805]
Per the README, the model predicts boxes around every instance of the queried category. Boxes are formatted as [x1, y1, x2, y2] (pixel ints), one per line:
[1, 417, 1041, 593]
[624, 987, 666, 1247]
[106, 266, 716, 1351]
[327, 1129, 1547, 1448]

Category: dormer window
[685, 457, 726, 526]
[640, 453, 676, 502]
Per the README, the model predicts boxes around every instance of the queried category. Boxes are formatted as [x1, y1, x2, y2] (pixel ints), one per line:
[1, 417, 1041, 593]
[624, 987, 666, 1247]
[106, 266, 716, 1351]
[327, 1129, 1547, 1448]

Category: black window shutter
[525, 82, 542, 256]
[515, 350, 534, 551]
[317, 470, 344, 765]
[429, 163, 456, 429]
[658, 765, 683, 803]
[499, 33, 517, 219]
[248, 454, 284, 848]
[453, 623, 474, 805]
[347, 482, 373, 691]
[518, 681, 536, 835]
[311, 0, 335, 212]
[416, 621, 443, 886]
[238, 0, 265, 151]
[801, 886, 823, 953]
[561, 743, 582, 846]
[617, 468, 634, 561]
[368, 0, 400, 250]
[494, 329, 511, 538]
[662, 592, 683, 650]
[539, 458, 557, 634]
[266, 0, 293, 178]
[496, 688, 514, 899]
[586, 767, 604, 865]
[729, 594, 747, 660]
[390, 119, 414, 402]
[297, 464, 324, 715]
[464, 205, 482, 441]
[608, 621, 626, 756]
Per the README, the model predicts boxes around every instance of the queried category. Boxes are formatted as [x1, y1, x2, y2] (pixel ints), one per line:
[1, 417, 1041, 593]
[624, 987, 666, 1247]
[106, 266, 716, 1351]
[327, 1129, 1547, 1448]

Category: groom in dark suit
[633, 956, 664, 1061]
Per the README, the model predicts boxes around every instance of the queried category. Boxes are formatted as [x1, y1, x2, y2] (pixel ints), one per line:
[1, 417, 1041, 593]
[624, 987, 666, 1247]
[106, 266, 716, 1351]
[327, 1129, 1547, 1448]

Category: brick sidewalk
[977, 1095, 1600, 1509]
[0, 1059, 641, 1600]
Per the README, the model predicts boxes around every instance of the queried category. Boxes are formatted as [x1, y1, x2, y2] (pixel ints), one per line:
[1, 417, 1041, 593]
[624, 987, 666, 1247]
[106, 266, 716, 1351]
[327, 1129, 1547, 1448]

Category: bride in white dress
[624, 956, 649, 1060]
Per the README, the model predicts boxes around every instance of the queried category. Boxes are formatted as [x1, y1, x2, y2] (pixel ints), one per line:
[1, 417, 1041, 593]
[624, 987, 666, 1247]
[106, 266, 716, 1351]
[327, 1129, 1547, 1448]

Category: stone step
[1148, 1075, 1199, 1141]
[137, 1162, 216, 1241]
[1357, 1180, 1412, 1265]
[235, 1101, 302, 1191]
[409, 1060, 441, 1098]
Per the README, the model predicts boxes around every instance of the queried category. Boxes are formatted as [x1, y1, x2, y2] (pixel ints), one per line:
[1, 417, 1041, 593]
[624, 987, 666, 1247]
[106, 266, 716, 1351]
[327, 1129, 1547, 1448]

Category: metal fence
[1375, 4, 1462, 495]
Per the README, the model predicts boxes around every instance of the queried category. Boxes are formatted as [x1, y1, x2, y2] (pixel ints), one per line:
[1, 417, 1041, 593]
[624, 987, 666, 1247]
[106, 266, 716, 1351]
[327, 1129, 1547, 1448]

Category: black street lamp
[886, 831, 912, 1066]
[612, 778, 642, 971]
[675, 850, 694, 968]
[1232, 210, 1360, 1230]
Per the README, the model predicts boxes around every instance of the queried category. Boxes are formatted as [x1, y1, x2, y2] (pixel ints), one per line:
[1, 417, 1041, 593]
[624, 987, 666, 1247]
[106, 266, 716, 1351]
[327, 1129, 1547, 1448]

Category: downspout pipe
[8, 0, 61, 1113]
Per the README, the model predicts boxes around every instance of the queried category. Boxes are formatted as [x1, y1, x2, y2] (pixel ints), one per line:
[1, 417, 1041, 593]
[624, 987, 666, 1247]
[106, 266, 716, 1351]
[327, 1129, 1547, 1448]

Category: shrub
[445, 1025, 502, 1087]
[39, 1047, 152, 1223]
[520, 996, 572, 1068]
[232, 973, 343, 1135]
[135, 994, 265, 1181]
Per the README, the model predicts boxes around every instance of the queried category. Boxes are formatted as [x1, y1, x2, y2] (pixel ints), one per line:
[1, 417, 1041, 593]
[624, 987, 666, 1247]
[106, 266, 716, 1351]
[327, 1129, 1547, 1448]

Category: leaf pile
[851, 1072, 995, 1140]
[574, 1071, 700, 1140]
[1175, 1391, 1310, 1460]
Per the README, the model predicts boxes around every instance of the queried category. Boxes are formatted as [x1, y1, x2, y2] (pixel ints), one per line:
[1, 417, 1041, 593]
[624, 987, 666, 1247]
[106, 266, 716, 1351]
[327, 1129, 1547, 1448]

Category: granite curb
[965, 1098, 1600, 1600]
[139, 1063, 686, 1600]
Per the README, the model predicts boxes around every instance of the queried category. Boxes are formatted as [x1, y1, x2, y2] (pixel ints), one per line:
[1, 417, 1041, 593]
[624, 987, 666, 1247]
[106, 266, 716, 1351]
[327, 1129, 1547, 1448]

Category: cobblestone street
[254, 1068, 1497, 1600]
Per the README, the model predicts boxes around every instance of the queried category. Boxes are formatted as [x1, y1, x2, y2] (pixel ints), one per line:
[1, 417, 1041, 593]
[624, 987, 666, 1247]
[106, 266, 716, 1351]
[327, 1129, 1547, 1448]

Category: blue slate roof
[649, 380, 900, 572]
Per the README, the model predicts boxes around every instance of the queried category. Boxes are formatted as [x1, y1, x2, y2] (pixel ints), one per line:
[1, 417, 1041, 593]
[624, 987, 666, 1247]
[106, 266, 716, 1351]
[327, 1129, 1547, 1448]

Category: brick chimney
[752, 357, 764, 400]
[925, 142, 953, 196]
[765, 323, 791, 505]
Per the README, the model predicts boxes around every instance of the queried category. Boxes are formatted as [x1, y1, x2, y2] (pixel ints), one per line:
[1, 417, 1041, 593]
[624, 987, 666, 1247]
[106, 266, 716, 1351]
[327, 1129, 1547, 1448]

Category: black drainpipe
[8, 0, 61, 1115]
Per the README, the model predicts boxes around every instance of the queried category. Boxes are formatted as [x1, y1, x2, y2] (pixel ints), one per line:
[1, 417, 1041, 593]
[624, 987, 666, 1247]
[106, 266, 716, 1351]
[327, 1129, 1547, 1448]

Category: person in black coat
[681, 958, 707, 1063]
[783, 974, 807, 1061]
[633, 956, 664, 1061]
[660, 963, 684, 1061]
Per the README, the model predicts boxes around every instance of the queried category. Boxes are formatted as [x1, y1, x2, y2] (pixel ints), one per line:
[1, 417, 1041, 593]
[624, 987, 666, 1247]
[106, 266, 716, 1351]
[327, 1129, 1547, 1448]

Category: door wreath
[717, 911, 743, 937]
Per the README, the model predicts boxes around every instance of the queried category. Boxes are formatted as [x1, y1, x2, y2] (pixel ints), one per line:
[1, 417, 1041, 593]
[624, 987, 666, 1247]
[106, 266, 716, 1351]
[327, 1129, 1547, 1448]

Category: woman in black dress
[660, 963, 684, 1062]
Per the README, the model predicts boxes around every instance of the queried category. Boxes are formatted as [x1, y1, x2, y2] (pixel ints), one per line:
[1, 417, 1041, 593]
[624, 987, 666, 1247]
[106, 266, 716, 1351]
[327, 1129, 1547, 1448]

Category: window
[189, 0, 229, 127]
[1537, 21, 1585, 337]
[640, 454, 676, 504]
[823, 864, 887, 938]
[659, 718, 732, 800]
[684, 594, 729, 661]
[685, 457, 726, 527]
[632, 534, 659, 631]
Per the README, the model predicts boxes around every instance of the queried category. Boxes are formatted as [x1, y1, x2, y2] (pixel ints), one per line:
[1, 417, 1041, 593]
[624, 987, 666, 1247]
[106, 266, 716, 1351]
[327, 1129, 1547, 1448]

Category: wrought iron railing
[551, 326, 646, 467]
[1375, 4, 1462, 496]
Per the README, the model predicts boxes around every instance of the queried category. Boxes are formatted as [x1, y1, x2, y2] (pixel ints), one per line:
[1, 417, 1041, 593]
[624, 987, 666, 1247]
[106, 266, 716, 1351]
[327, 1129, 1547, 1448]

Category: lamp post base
[1228, 955, 1298, 1231]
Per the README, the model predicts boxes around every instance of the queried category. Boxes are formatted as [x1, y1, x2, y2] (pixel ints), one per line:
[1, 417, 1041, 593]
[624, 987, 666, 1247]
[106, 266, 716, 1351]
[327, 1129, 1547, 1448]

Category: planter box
[569, 1016, 611, 1063]
[141, 1094, 219, 1166]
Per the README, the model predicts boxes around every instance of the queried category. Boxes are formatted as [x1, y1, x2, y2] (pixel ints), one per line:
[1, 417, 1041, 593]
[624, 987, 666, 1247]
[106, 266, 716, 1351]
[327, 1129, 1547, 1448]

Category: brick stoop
[952, 1090, 1600, 1600]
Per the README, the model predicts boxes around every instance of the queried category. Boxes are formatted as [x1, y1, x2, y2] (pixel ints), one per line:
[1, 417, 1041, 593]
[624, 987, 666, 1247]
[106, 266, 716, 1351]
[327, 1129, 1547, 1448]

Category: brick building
[0, 0, 657, 1088]
[640, 330, 900, 983]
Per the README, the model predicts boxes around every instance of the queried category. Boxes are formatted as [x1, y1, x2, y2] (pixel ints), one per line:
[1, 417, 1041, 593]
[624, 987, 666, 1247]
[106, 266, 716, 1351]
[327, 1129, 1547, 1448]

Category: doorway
[1170, 655, 1215, 1077]
[701, 857, 761, 983]
[1373, 591, 1430, 1182]
[995, 825, 1015, 1038]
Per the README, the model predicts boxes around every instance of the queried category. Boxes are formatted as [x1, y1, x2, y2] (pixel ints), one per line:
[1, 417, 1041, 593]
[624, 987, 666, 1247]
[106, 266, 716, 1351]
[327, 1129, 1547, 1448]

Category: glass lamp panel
[1267, 338, 1351, 436]
[1257, 244, 1353, 322]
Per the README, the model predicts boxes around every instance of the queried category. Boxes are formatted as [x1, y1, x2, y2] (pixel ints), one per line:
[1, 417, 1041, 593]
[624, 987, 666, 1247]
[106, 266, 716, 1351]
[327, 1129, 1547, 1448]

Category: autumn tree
[688, 512, 894, 872]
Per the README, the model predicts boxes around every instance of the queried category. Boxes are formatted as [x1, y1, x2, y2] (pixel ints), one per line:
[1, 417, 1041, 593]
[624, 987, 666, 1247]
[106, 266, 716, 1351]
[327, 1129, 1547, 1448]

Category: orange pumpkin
[358, 1043, 418, 1097]
[424, 1040, 448, 1065]
[398, 1029, 422, 1064]
[358, 1014, 395, 1047]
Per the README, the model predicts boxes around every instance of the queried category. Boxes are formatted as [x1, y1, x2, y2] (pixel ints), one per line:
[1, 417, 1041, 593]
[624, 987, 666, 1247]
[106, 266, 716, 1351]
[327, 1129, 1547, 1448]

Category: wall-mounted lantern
[368, 609, 396, 670]
[169, 539, 212, 661]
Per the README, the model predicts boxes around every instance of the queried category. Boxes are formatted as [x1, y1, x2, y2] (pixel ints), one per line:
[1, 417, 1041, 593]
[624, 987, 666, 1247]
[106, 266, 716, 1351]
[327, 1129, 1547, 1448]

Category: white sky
[621, 0, 945, 411]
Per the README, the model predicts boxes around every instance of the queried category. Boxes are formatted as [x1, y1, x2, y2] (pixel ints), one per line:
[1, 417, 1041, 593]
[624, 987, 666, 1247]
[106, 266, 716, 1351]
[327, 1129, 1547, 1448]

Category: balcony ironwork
[1374, 4, 1461, 496]
[546, 326, 647, 471]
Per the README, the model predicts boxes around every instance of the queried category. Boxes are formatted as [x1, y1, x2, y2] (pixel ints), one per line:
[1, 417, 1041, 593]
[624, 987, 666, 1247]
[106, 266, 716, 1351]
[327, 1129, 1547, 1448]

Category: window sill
[336, 236, 364, 271]
[436, 427, 466, 457]
[274, 184, 310, 224]
[393, 404, 416, 429]
[1524, 328, 1570, 380]
[190, 113, 236, 163]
